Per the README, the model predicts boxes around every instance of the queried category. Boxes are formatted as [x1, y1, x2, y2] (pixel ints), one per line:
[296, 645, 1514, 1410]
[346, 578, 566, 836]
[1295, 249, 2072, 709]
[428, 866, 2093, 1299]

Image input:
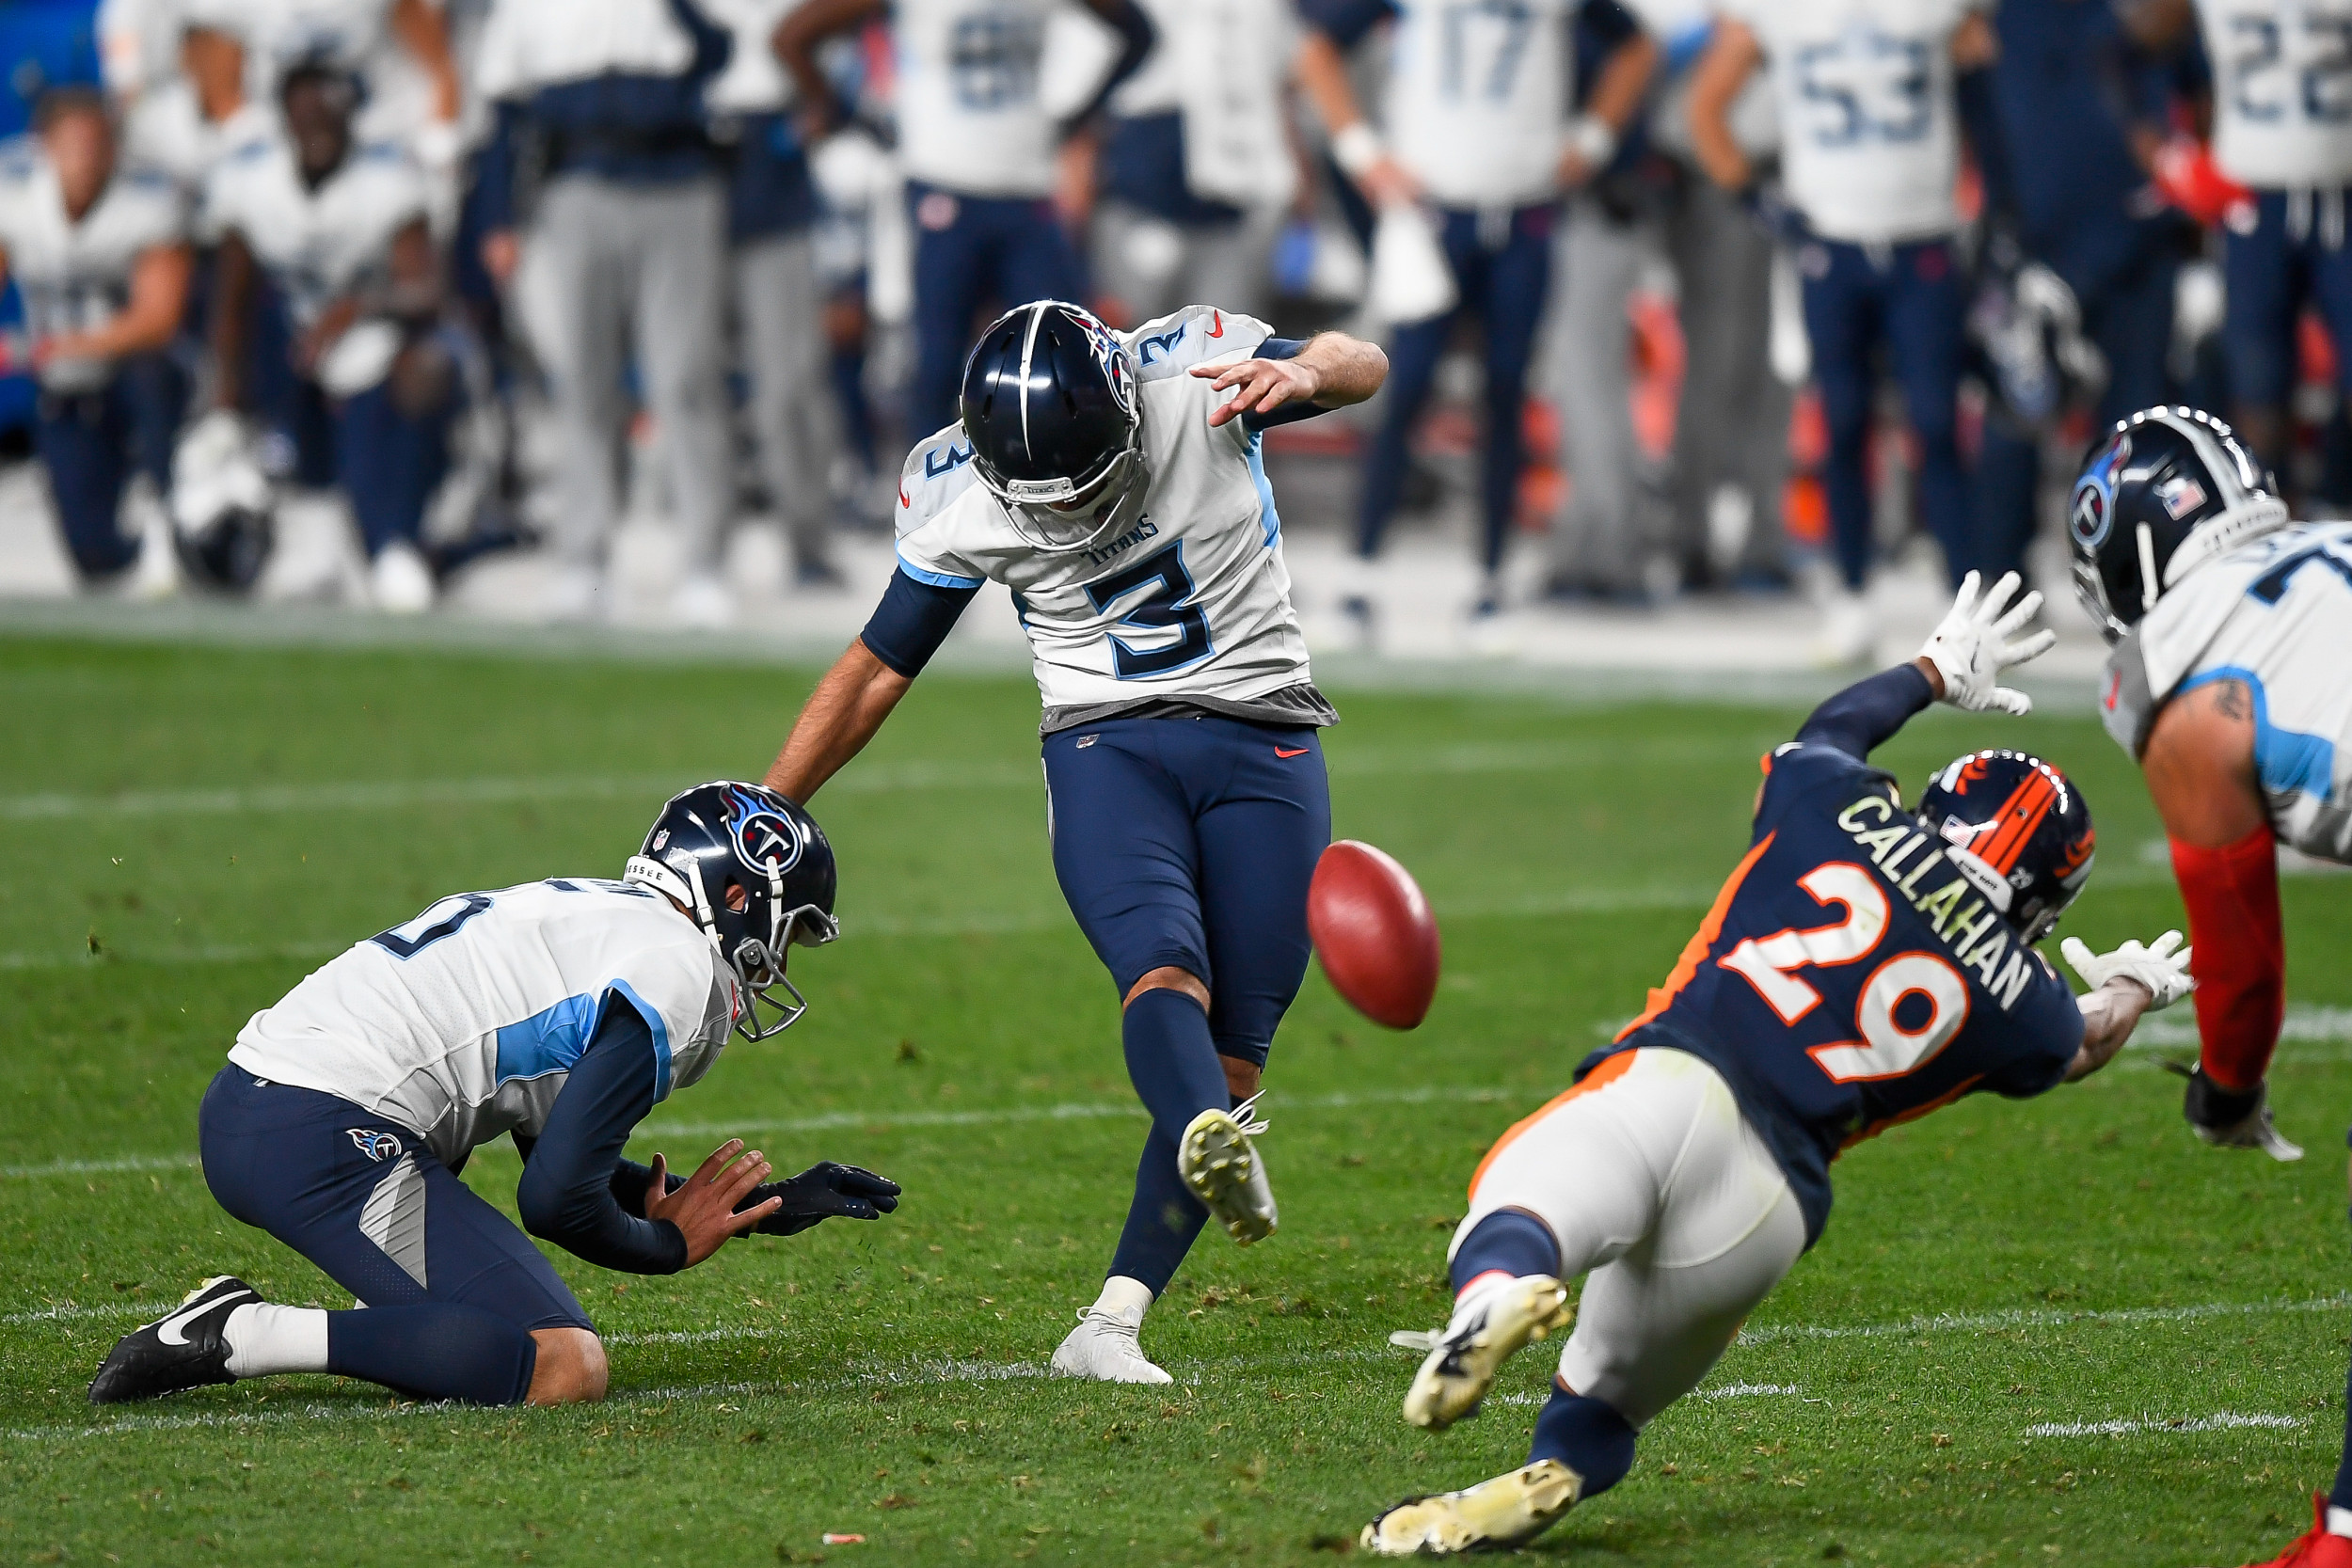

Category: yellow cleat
[1359, 1458, 1584, 1556]
[1179, 1096, 1277, 1245]
[1398, 1275, 1573, 1431]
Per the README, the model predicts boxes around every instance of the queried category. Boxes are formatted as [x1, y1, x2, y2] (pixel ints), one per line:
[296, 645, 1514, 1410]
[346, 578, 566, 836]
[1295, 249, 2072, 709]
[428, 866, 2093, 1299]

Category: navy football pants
[199, 1066, 595, 1335]
[1359, 204, 1552, 575]
[907, 181, 1085, 436]
[1043, 714, 1331, 1067]
[37, 354, 183, 580]
[2223, 188, 2352, 409]
[1800, 236, 1971, 590]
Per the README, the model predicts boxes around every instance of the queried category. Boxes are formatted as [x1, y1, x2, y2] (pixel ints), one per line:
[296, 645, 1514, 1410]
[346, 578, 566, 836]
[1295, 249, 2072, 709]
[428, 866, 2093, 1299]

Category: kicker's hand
[2061, 929, 2196, 1010]
[643, 1140, 780, 1266]
[1916, 570, 2057, 716]
[741, 1161, 902, 1236]
[1193, 355, 1323, 428]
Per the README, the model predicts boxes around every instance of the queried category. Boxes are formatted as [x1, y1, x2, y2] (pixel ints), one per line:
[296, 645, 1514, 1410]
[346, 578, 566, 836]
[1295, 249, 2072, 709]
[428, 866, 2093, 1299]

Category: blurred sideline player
[764, 299, 1387, 1381]
[183, 0, 465, 170]
[2067, 408, 2352, 1567]
[89, 783, 898, 1409]
[1298, 0, 1655, 624]
[1359, 574, 2194, 1555]
[2126, 0, 2352, 499]
[1691, 0, 1997, 663]
[774, 0, 1155, 435]
[206, 58, 453, 612]
[0, 86, 192, 594]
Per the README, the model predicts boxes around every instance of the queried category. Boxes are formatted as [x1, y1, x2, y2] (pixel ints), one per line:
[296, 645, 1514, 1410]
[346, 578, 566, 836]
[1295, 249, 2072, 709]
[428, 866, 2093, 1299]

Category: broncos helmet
[959, 300, 1146, 553]
[1915, 751, 2095, 945]
[625, 782, 839, 1041]
[169, 410, 275, 594]
[2069, 406, 2289, 642]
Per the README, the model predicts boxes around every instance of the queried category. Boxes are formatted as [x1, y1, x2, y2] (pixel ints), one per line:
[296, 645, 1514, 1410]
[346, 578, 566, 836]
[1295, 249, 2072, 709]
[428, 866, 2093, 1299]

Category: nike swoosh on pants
[1275, 747, 1309, 758]
[156, 1286, 253, 1346]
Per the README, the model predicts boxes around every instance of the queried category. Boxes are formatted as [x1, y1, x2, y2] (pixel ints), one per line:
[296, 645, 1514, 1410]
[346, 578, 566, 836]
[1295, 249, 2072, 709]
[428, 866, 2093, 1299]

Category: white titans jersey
[2101, 522, 2352, 862]
[2195, 0, 2352, 188]
[1727, 0, 1972, 244]
[230, 879, 739, 1169]
[1382, 0, 1575, 208]
[894, 304, 1323, 729]
[202, 135, 426, 328]
[0, 150, 183, 341]
[704, 0, 799, 113]
[895, 0, 1065, 197]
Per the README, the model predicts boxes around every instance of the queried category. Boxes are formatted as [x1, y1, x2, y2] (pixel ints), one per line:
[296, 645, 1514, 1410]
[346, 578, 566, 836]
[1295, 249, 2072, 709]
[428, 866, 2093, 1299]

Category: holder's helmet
[1915, 751, 2095, 945]
[959, 300, 1146, 552]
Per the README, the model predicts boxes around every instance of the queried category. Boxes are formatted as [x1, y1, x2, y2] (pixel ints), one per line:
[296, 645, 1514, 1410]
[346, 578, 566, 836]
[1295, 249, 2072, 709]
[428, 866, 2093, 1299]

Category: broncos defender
[89, 783, 898, 1408]
[765, 300, 1387, 1383]
[2069, 408, 2352, 1567]
[1357, 574, 2195, 1556]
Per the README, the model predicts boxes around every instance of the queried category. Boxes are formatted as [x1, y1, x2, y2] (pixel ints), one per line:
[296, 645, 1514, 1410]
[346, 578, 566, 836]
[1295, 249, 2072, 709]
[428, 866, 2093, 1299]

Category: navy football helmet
[2069, 406, 2288, 641]
[625, 782, 838, 1041]
[959, 300, 1145, 552]
[1915, 751, 2096, 945]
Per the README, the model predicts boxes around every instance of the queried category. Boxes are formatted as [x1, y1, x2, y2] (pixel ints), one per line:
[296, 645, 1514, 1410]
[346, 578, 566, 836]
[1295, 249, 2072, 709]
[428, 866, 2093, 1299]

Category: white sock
[1089, 1275, 1154, 1321]
[221, 1302, 330, 1378]
[2328, 1504, 2352, 1539]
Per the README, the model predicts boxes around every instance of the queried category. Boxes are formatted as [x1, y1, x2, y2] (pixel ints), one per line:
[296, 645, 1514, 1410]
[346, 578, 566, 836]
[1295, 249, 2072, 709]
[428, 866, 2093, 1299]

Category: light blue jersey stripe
[2180, 666, 2337, 802]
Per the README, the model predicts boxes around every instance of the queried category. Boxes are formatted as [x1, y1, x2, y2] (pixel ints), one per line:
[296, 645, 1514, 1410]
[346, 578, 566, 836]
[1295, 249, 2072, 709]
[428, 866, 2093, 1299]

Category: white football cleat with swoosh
[87, 1276, 255, 1404]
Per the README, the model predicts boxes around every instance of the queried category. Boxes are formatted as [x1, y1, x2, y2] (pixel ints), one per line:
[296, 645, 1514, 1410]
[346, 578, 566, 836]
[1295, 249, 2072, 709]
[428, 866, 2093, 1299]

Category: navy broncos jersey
[1585, 740, 2086, 1244]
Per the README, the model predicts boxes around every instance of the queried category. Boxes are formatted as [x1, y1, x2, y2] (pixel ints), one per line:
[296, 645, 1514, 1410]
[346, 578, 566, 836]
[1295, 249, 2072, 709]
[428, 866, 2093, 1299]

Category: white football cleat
[671, 572, 734, 630]
[1397, 1274, 1574, 1431]
[1048, 1305, 1172, 1385]
[1179, 1095, 1276, 1245]
[1812, 586, 1874, 667]
[369, 540, 435, 614]
[1360, 1459, 1584, 1557]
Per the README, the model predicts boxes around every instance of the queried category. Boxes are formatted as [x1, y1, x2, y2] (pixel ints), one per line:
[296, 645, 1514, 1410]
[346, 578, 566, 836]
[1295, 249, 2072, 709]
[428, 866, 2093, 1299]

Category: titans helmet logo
[725, 786, 803, 874]
[2070, 435, 2128, 552]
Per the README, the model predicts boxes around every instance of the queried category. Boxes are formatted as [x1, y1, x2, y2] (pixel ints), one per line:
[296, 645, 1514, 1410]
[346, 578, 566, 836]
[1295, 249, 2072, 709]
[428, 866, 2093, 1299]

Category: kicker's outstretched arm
[766, 572, 979, 801]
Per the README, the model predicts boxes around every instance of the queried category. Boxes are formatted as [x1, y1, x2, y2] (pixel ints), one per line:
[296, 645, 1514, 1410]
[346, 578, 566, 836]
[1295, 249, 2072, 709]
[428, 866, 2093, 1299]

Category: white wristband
[1565, 114, 1617, 169]
[1331, 122, 1384, 178]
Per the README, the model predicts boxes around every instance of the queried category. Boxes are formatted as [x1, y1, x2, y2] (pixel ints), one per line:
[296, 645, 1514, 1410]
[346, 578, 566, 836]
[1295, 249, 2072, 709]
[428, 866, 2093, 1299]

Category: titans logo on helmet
[2070, 435, 2128, 552]
[724, 784, 803, 874]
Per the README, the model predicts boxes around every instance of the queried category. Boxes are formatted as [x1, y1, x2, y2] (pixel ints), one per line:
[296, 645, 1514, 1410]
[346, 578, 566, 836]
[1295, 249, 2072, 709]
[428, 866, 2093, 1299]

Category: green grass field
[4, 631, 2351, 1568]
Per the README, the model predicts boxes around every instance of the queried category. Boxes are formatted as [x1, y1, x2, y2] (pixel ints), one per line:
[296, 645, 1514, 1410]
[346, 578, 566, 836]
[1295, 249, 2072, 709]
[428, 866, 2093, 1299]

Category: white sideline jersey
[1380, 0, 1577, 209]
[2101, 521, 2352, 863]
[230, 879, 739, 1169]
[894, 304, 1330, 734]
[2193, 0, 2352, 188]
[0, 150, 183, 341]
[1725, 0, 1974, 244]
[896, 0, 1067, 197]
[202, 135, 426, 328]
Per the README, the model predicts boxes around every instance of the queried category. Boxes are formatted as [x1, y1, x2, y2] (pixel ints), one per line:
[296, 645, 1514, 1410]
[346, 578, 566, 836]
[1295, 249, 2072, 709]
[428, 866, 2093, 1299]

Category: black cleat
[88, 1275, 256, 1404]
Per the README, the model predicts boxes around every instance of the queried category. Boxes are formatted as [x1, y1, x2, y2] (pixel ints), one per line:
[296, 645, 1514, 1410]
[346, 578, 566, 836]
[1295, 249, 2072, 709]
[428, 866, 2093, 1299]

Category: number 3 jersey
[2100, 521, 2352, 863]
[1588, 741, 2085, 1244]
[894, 304, 1337, 736]
[228, 880, 739, 1169]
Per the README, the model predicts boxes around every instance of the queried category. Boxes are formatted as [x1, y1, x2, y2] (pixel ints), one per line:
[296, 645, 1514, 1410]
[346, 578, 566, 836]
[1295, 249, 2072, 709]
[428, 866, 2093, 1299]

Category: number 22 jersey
[893, 304, 1336, 736]
[1587, 740, 2085, 1245]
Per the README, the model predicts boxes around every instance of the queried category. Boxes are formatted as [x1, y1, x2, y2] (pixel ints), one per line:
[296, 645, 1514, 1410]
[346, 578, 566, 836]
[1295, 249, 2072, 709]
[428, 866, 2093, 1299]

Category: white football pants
[1452, 1046, 1806, 1428]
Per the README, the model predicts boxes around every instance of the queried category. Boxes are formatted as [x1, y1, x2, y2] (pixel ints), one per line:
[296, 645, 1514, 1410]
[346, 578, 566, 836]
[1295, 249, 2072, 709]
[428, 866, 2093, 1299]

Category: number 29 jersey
[893, 304, 1332, 736]
[2194, 0, 2352, 188]
[1588, 741, 2085, 1244]
[228, 879, 738, 1169]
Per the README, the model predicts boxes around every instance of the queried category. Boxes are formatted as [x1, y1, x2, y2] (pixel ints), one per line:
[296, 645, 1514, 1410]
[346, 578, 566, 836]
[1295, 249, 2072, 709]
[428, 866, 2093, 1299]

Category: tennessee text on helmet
[959, 300, 1147, 554]
[625, 782, 839, 1043]
[1916, 751, 2095, 946]
[2069, 405, 2289, 641]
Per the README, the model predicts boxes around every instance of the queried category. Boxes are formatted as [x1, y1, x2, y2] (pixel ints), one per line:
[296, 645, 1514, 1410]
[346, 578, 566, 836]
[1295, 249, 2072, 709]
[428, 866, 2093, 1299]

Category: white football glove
[2060, 929, 2196, 1010]
[1915, 570, 2058, 716]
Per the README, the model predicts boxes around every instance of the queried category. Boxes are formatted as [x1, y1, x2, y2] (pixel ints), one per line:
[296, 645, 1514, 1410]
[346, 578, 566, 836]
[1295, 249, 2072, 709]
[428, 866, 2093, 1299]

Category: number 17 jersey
[1586, 741, 2085, 1245]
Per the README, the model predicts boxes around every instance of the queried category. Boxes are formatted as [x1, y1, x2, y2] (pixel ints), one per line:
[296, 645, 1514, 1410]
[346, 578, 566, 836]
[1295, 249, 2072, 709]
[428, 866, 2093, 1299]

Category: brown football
[1308, 840, 1440, 1030]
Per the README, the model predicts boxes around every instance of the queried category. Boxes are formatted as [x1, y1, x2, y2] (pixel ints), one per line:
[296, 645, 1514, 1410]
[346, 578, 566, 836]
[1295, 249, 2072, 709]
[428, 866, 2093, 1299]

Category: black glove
[738, 1161, 902, 1236]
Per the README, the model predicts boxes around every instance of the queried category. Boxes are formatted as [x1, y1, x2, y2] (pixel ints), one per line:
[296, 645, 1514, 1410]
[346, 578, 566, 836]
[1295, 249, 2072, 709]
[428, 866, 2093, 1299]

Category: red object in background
[2300, 309, 2338, 389]
[1308, 840, 1440, 1031]
[2152, 135, 2254, 230]
[1628, 289, 1685, 461]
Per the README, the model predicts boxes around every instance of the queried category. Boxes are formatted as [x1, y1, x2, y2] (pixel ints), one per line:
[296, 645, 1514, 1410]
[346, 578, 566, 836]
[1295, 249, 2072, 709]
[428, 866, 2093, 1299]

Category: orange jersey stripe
[1977, 770, 2058, 874]
[1836, 1073, 1983, 1151]
[1613, 831, 1776, 1044]
[1468, 1049, 1638, 1201]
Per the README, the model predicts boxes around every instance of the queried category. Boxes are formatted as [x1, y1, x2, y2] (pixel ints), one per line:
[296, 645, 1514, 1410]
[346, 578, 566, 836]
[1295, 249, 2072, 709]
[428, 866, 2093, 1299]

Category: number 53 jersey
[894, 304, 1336, 736]
[1587, 741, 2085, 1245]
[228, 880, 739, 1169]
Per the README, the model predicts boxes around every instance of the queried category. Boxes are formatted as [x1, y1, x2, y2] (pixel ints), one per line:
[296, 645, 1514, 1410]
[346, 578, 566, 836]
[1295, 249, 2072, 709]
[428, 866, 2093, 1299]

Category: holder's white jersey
[0, 150, 183, 341]
[1381, 0, 1576, 209]
[2101, 522, 2352, 863]
[893, 304, 1326, 732]
[896, 0, 1065, 197]
[201, 135, 426, 329]
[230, 879, 739, 1169]
[1725, 0, 1973, 244]
[2194, 0, 2352, 188]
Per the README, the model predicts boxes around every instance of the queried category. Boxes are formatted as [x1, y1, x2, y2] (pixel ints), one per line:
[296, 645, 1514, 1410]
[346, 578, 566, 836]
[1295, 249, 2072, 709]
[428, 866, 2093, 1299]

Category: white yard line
[2023, 1412, 2303, 1438]
[1735, 1292, 2352, 1346]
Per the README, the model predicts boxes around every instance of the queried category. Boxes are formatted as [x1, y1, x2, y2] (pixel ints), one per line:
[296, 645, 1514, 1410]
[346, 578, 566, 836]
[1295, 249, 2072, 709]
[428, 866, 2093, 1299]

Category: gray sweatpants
[530, 174, 735, 571]
[733, 230, 839, 568]
[1091, 200, 1279, 325]
[1546, 195, 1650, 592]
